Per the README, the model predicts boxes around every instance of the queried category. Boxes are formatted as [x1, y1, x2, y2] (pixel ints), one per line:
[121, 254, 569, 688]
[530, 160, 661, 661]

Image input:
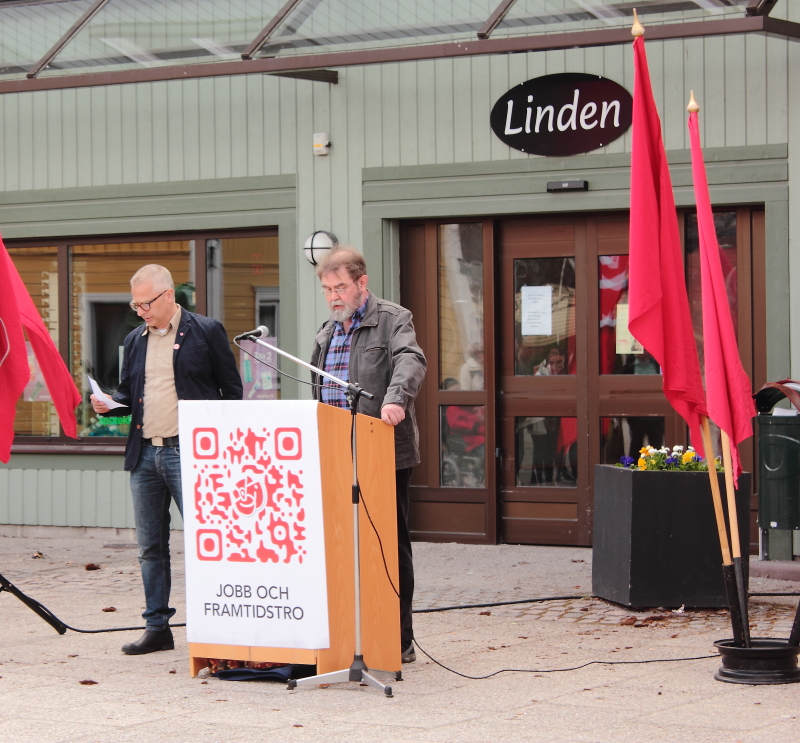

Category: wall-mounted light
[303, 230, 338, 265]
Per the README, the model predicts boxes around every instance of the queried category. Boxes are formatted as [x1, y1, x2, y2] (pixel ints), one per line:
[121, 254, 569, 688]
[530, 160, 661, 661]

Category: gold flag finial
[687, 90, 700, 114]
[631, 8, 645, 37]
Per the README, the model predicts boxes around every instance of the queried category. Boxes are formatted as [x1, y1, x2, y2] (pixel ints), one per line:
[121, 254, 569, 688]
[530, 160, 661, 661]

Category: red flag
[688, 110, 755, 485]
[0, 238, 81, 460]
[628, 36, 708, 454]
[0, 246, 30, 462]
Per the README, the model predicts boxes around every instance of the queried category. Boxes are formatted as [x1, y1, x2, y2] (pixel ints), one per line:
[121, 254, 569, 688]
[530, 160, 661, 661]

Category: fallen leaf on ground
[619, 617, 636, 626]
[479, 610, 492, 616]
[79, 679, 97, 685]
[169, 669, 176, 674]
[85, 563, 101, 571]
[102, 607, 116, 612]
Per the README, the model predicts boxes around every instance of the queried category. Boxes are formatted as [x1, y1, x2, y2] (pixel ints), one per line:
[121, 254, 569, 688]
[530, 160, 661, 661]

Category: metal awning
[0, 0, 795, 93]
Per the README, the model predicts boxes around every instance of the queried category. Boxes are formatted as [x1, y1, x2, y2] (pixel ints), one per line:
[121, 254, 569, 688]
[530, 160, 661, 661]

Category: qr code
[191, 426, 308, 564]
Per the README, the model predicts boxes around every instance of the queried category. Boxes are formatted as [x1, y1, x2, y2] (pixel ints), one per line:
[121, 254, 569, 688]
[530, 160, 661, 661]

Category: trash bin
[757, 414, 800, 531]
[754, 381, 800, 561]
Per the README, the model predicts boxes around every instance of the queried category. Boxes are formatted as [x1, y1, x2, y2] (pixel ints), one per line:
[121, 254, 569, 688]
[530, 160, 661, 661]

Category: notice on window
[615, 304, 643, 354]
[521, 285, 552, 336]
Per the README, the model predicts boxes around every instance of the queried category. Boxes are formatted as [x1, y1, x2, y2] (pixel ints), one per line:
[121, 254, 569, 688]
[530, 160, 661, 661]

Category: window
[8, 229, 278, 445]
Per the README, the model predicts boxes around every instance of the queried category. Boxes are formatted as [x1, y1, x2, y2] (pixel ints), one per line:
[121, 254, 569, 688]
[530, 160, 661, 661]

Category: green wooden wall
[0, 7, 798, 529]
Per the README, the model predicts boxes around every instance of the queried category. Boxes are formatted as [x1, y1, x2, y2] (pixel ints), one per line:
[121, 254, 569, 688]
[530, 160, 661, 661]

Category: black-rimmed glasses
[130, 289, 168, 312]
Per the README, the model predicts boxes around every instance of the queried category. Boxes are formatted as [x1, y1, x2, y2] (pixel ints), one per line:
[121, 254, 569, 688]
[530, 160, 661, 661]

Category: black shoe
[402, 643, 416, 664]
[122, 627, 174, 655]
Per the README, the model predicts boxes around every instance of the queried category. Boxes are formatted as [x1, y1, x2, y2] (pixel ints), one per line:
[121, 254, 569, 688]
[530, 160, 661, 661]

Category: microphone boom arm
[248, 337, 374, 401]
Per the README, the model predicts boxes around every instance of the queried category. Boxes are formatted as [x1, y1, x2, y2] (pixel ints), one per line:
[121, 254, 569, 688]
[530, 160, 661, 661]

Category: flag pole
[700, 416, 746, 646]
[721, 430, 751, 646]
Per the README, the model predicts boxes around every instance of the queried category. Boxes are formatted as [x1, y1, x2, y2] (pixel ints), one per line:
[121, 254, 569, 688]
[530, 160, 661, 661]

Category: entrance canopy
[0, 0, 796, 92]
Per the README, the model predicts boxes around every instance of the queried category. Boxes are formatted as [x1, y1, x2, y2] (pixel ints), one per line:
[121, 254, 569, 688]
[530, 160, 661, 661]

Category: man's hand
[90, 394, 110, 415]
[381, 403, 405, 426]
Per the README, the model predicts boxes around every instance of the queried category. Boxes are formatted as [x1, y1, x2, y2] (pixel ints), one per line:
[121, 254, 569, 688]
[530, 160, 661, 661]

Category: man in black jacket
[91, 264, 242, 654]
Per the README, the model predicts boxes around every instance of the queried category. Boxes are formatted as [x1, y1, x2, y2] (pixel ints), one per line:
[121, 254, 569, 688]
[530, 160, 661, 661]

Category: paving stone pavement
[0, 531, 798, 743]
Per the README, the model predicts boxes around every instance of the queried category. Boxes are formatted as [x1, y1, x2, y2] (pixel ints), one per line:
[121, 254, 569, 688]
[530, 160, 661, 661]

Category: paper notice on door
[615, 303, 643, 354]
[521, 285, 552, 336]
[88, 375, 127, 409]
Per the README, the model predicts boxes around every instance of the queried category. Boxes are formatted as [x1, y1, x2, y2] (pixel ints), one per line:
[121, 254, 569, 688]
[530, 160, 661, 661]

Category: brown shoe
[122, 627, 174, 655]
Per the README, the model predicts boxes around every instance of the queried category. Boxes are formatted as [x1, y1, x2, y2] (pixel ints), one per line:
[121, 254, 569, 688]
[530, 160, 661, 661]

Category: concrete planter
[592, 465, 751, 608]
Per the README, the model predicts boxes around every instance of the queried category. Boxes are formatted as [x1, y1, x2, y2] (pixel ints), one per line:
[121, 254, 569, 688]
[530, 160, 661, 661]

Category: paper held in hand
[88, 375, 127, 410]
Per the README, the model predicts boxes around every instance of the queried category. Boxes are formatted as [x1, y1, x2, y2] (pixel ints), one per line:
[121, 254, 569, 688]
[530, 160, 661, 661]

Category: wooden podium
[188, 404, 401, 676]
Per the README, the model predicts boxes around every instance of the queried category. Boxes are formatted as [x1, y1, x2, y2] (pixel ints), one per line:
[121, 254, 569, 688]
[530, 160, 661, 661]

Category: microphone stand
[241, 335, 398, 697]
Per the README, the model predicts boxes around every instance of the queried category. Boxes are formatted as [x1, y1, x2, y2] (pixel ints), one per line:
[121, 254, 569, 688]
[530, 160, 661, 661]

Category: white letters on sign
[179, 400, 329, 650]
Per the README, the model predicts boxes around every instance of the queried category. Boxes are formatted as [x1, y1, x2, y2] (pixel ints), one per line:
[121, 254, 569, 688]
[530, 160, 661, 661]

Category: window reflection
[8, 247, 60, 436]
[440, 405, 485, 488]
[71, 241, 192, 437]
[598, 255, 659, 375]
[515, 416, 577, 487]
[600, 417, 666, 463]
[438, 224, 484, 390]
[515, 258, 576, 376]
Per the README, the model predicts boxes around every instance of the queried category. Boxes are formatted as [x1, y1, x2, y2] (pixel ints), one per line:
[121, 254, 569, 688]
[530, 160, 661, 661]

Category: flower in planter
[617, 445, 721, 472]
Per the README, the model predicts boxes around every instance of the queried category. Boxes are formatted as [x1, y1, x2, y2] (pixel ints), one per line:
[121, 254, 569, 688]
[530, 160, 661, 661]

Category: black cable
[414, 596, 586, 613]
[358, 484, 401, 600]
[1, 573, 184, 634]
[411, 633, 717, 680]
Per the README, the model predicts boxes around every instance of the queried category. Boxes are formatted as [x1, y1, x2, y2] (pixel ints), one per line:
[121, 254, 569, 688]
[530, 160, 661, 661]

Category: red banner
[688, 111, 755, 484]
[628, 36, 708, 453]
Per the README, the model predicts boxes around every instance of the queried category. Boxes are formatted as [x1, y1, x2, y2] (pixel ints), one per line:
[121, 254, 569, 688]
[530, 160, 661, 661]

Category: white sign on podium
[179, 400, 329, 650]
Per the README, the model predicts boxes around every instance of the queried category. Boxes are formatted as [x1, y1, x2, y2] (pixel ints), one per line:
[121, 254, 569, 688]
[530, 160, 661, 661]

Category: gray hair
[315, 246, 367, 281]
[130, 264, 174, 291]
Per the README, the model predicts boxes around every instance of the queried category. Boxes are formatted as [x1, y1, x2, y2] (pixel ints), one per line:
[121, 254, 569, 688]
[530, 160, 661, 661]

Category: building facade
[1, 1, 798, 555]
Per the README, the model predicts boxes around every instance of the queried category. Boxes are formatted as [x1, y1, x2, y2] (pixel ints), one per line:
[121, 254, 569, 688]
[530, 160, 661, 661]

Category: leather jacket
[310, 292, 427, 470]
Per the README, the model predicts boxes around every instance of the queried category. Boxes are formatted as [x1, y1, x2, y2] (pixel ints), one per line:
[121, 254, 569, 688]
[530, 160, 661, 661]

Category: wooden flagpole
[700, 416, 746, 646]
[720, 430, 751, 646]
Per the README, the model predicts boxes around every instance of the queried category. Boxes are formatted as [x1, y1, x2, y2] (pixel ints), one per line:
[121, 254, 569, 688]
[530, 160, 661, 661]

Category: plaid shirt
[321, 294, 369, 408]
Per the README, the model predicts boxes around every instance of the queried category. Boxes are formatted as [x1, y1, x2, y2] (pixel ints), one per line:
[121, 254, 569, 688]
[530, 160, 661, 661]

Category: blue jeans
[130, 444, 184, 630]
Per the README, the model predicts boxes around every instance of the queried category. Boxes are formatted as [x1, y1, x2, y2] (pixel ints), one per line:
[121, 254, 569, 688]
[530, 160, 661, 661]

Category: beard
[330, 288, 364, 323]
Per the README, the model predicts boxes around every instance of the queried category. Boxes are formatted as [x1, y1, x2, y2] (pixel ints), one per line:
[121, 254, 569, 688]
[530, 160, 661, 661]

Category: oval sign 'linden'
[490, 73, 633, 157]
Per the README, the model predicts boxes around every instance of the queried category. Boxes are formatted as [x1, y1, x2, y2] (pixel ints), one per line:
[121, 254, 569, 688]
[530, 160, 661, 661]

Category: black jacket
[111, 310, 243, 471]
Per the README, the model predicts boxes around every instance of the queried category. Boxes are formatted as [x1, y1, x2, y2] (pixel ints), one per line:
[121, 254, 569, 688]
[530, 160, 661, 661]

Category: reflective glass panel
[500, 1, 750, 36]
[7, 247, 60, 436]
[438, 223, 483, 390]
[598, 255, 660, 375]
[0, 0, 95, 75]
[71, 240, 192, 436]
[515, 416, 577, 487]
[685, 211, 738, 377]
[3, 0, 752, 79]
[515, 257, 576, 376]
[600, 416, 666, 464]
[207, 235, 281, 399]
[47, 0, 285, 75]
[441, 405, 485, 487]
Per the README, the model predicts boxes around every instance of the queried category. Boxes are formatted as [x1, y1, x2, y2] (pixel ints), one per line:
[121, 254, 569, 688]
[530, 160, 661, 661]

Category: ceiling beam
[0, 15, 797, 95]
[746, 0, 779, 16]
[26, 0, 112, 79]
[241, 0, 306, 60]
[477, 0, 519, 40]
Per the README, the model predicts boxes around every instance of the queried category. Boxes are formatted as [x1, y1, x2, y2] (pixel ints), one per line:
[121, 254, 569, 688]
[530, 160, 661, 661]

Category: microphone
[234, 326, 269, 341]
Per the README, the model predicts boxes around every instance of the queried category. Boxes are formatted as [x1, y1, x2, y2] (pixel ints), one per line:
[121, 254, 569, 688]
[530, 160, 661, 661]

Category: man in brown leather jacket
[310, 247, 426, 663]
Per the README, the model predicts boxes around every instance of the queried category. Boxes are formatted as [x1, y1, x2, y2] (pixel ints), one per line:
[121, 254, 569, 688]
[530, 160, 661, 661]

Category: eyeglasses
[130, 289, 168, 312]
[321, 282, 355, 297]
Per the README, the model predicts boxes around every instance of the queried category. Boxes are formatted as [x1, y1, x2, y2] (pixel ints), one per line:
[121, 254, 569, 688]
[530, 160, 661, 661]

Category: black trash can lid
[754, 379, 800, 415]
